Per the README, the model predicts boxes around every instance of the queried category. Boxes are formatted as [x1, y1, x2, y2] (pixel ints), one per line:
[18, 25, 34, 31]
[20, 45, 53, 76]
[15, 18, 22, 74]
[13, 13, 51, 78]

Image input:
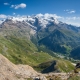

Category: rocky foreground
[0, 54, 46, 80]
[0, 54, 80, 80]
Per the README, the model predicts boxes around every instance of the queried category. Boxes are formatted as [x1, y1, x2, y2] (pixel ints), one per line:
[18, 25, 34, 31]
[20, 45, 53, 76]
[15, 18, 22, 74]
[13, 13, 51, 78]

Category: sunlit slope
[0, 36, 53, 66]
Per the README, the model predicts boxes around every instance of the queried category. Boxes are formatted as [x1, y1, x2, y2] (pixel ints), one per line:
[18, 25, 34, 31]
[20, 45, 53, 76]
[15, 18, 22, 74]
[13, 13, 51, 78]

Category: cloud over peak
[0, 14, 7, 18]
[11, 3, 26, 9]
[36, 13, 63, 19]
[0, 13, 80, 27]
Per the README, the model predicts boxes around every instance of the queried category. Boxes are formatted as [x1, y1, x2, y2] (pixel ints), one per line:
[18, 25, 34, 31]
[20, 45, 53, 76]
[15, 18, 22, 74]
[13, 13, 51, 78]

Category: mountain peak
[0, 14, 59, 29]
[36, 13, 59, 24]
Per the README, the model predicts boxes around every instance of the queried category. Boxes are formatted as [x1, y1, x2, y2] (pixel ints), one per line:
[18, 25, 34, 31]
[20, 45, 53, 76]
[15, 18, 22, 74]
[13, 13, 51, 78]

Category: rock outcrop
[0, 54, 79, 80]
[42, 60, 59, 73]
[76, 62, 80, 68]
[0, 54, 46, 80]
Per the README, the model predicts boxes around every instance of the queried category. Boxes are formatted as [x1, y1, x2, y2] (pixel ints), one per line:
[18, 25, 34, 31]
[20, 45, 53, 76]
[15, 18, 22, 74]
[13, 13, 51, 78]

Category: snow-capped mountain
[0, 13, 59, 31]
[0, 13, 80, 34]
[0, 13, 80, 57]
[0, 19, 5, 24]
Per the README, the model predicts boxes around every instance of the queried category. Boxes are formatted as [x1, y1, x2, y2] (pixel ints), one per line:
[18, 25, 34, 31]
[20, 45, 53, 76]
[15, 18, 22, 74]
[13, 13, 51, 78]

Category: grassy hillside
[34, 58, 75, 73]
[57, 59, 74, 72]
[0, 35, 74, 73]
[0, 36, 53, 66]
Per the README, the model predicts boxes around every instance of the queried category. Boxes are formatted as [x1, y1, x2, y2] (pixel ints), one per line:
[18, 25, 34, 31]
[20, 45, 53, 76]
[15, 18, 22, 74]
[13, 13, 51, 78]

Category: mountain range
[0, 14, 80, 60]
[0, 14, 80, 67]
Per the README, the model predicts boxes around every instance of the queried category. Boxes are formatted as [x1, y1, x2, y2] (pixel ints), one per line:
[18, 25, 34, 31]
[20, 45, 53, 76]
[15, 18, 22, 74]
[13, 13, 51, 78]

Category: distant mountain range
[0, 14, 80, 60]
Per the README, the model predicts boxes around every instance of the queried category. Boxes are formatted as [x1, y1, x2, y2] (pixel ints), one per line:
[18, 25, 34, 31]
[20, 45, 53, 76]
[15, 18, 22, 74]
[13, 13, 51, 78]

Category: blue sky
[0, 0, 80, 26]
[0, 0, 79, 15]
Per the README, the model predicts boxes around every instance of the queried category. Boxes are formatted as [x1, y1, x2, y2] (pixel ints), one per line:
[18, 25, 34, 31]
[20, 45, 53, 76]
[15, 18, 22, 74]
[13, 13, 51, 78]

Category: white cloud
[13, 13, 16, 15]
[64, 9, 75, 14]
[0, 13, 80, 27]
[36, 13, 43, 17]
[11, 5, 14, 8]
[11, 3, 26, 9]
[65, 17, 80, 20]
[64, 9, 69, 12]
[36, 13, 63, 19]
[4, 3, 9, 5]
[65, 21, 80, 27]
[36, 13, 64, 24]
[68, 10, 75, 14]
[0, 14, 7, 18]
[59, 16, 80, 27]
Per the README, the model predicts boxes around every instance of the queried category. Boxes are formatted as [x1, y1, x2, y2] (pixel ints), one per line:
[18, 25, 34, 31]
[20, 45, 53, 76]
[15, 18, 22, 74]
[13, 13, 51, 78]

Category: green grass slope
[34, 58, 75, 73]
[0, 36, 53, 66]
[0, 35, 74, 73]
